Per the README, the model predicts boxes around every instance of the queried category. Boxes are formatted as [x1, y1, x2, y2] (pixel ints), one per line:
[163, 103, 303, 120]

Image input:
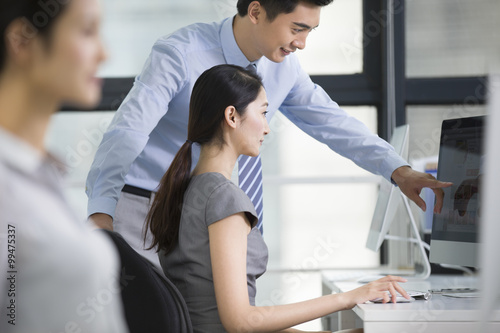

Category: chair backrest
[100, 230, 193, 333]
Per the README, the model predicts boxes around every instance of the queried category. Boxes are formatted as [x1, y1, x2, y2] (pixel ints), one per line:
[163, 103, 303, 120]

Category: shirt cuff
[388, 164, 412, 187]
[381, 153, 410, 186]
[87, 197, 119, 219]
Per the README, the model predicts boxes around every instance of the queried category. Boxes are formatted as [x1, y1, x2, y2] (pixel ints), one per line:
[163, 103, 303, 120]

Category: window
[46, 112, 115, 218]
[261, 108, 380, 270]
[296, 0, 363, 75]
[406, 0, 500, 78]
[99, 0, 232, 77]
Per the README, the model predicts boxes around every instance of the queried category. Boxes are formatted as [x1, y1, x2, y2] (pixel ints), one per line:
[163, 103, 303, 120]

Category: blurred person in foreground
[0, 0, 128, 332]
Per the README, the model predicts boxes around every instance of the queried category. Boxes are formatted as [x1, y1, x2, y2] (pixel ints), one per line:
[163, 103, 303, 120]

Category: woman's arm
[208, 213, 409, 333]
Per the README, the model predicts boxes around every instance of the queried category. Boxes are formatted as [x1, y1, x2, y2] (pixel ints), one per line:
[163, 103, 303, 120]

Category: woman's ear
[224, 106, 238, 129]
[4, 19, 38, 66]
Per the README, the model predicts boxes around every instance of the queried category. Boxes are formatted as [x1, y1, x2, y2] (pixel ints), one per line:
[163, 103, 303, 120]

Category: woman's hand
[343, 275, 410, 308]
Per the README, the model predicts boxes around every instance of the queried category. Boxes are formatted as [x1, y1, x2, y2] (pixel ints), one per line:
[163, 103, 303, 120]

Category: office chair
[100, 230, 193, 333]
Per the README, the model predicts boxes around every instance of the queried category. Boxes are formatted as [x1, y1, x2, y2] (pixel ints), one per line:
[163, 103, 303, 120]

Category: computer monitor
[366, 124, 409, 251]
[429, 116, 484, 268]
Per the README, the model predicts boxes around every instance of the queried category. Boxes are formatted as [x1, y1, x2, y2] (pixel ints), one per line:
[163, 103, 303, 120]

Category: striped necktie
[238, 154, 264, 233]
[240, 63, 264, 233]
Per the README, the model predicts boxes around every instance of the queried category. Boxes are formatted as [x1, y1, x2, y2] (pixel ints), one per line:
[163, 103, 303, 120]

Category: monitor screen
[429, 116, 484, 268]
[366, 125, 409, 251]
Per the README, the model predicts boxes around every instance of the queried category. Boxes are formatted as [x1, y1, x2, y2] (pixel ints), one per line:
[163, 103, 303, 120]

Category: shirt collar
[0, 127, 65, 176]
[220, 16, 261, 69]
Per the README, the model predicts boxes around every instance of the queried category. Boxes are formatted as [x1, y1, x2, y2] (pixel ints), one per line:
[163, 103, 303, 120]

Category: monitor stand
[384, 190, 431, 280]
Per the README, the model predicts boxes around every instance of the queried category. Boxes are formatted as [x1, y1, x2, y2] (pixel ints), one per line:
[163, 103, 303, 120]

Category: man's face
[253, 2, 321, 63]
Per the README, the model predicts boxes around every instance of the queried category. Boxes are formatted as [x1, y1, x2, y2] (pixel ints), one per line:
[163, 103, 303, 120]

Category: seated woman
[146, 64, 410, 333]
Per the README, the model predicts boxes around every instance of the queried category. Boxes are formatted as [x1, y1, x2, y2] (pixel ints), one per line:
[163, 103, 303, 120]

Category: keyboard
[442, 292, 480, 298]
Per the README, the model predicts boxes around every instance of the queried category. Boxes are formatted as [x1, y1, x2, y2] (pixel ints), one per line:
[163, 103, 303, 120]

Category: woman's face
[237, 87, 270, 156]
[29, 0, 106, 108]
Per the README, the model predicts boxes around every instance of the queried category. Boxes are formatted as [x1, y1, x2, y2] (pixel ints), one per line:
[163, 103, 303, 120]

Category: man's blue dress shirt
[86, 17, 407, 218]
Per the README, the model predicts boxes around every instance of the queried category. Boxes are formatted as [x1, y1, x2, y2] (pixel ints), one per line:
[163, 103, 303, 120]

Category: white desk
[321, 271, 500, 333]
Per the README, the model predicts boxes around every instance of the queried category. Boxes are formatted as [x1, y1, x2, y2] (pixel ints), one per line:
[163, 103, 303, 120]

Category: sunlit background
[46, 0, 499, 329]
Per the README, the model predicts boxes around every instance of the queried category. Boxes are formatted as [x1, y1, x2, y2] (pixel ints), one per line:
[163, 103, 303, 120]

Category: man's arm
[85, 41, 188, 225]
[279, 57, 451, 212]
[279, 60, 406, 182]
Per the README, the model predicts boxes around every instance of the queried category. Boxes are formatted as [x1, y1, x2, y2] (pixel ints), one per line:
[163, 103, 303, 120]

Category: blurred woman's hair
[0, 0, 70, 71]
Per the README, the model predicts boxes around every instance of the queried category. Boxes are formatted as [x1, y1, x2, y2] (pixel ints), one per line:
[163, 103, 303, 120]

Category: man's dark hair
[237, 0, 334, 22]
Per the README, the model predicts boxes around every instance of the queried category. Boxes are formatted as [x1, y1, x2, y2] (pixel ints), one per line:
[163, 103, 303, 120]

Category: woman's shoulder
[190, 172, 257, 226]
[190, 172, 238, 195]
[185, 172, 242, 209]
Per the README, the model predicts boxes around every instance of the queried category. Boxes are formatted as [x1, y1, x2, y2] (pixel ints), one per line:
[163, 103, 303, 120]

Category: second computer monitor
[366, 124, 409, 251]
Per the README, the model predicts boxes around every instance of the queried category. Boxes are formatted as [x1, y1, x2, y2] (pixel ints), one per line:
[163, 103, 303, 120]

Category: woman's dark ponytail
[145, 140, 193, 253]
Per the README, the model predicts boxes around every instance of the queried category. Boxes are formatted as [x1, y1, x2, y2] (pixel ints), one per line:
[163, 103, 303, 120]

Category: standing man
[86, 0, 450, 268]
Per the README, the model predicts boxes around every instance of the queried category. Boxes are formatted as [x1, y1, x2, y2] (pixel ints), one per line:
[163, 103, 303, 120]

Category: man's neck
[232, 15, 262, 63]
